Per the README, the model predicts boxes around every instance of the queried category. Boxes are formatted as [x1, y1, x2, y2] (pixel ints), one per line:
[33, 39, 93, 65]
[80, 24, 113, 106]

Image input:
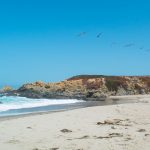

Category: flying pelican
[96, 32, 103, 38]
[139, 46, 144, 50]
[77, 32, 87, 37]
[145, 49, 150, 52]
[124, 43, 134, 47]
[111, 42, 118, 46]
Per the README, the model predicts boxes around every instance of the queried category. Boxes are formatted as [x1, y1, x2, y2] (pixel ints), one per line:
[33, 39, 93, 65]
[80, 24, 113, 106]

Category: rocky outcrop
[0, 86, 13, 92]
[0, 86, 13, 97]
[7, 75, 150, 101]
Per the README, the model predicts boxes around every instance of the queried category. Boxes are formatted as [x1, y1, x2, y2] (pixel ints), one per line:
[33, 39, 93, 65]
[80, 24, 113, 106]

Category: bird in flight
[96, 32, 103, 38]
[124, 43, 134, 47]
[111, 42, 118, 46]
[139, 46, 144, 50]
[77, 32, 87, 37]
[145, 49, 150, 52]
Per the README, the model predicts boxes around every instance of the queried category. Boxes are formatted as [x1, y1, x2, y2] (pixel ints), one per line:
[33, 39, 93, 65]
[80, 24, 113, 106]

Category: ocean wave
[0, 96, 84, 112]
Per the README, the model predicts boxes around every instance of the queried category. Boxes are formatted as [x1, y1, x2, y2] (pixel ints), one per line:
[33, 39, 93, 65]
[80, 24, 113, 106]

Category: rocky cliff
[10, 75, 150, 100]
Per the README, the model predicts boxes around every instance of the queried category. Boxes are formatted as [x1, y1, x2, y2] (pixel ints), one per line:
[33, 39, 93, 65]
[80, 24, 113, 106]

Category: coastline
[0, 94, 148, 120]
[3, 75, 150, 101]
[0, 95, 150, 150]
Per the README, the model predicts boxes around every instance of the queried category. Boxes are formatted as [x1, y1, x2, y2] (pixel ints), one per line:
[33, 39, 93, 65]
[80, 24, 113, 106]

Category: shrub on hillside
[105, 77, 128, 91]
[2, 86, 13, 92]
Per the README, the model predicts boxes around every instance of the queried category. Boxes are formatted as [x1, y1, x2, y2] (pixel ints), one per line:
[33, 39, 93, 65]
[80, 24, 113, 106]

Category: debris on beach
[27, 126, 32, 129]
[137, 129, 146, 132]
[50, 148, 59, 150]
[96, 118, 133, 127]
[96, 119, 123, 125]
[60, 129, 72, 133]
[111, 126, 116, 129]
[145, 134, 150, 136]
[95, 133, 123, 139]
[124, 137, 132, 141]
[76, 135, 90, 139]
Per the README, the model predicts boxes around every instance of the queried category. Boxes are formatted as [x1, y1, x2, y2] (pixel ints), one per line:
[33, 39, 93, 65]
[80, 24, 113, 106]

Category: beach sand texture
[0, 95, 150, 150]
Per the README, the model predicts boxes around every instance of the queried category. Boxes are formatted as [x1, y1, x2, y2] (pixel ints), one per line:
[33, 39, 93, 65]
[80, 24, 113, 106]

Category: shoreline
[0, 95, 148, 121]
[0, 94, 149, 121]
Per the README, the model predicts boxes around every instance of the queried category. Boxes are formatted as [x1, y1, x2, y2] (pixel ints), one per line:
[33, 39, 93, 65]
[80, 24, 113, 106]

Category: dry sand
[0, 95, 150, 150]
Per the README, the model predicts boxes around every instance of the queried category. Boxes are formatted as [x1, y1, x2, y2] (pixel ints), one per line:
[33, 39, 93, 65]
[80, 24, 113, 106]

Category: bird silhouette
[96, 32, 103, 38]
[145, 49, 150, 52]
[124, 43, 134, 47]
[111, 42, 118, 46]
[139, 46, 144, 50]
[77, 32, 87, 37]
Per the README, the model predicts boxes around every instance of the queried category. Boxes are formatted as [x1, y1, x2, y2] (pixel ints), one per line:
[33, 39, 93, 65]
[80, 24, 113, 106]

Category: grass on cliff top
[68, 75, 114, 80]
[68, 75, 150, 81]
[68, 75, 129, 91]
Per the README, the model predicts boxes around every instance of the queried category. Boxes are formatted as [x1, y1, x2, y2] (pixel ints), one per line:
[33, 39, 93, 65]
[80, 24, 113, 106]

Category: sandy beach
[0, 95, 150, 150]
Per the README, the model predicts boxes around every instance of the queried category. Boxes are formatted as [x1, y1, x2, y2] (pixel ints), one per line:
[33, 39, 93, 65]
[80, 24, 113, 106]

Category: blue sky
[0, 0, 150, 87]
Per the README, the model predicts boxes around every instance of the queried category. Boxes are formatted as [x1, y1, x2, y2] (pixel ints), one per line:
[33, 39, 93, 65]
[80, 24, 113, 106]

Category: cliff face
[15, 75, 150, 100]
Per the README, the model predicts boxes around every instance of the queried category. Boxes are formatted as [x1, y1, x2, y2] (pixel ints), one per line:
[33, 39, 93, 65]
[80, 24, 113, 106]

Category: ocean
[0, 96, 85, 117]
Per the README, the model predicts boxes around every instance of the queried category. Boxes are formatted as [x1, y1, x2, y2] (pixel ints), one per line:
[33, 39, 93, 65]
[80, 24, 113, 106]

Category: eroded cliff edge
[8, 75, 150, 101]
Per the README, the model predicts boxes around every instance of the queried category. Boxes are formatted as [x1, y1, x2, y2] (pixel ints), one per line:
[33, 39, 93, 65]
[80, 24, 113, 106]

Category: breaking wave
[0, 96, 83, 112]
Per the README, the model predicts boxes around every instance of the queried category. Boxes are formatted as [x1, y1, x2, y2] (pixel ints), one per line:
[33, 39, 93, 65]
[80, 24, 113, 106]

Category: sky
[0, 0, 150, 88]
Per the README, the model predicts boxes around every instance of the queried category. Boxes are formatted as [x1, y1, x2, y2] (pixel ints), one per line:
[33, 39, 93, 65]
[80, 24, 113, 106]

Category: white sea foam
[0, 96, 84, 112]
